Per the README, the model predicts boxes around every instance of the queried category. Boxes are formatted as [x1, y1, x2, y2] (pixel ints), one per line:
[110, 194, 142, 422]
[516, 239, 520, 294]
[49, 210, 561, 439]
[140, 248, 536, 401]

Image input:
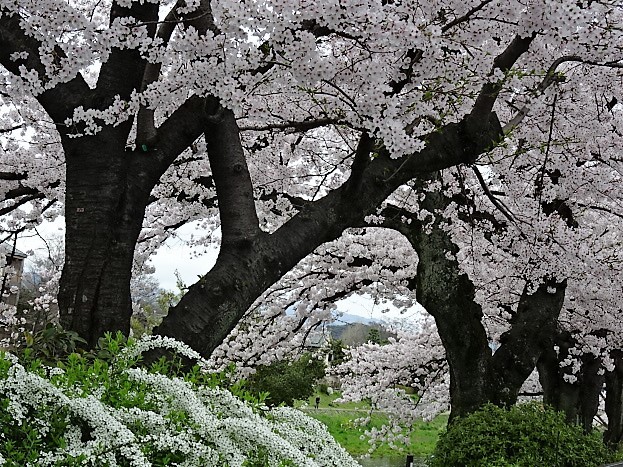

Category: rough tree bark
[383, 184, 566, 420]
[605, 350, 623, 448]
[537, 331, 605, 432]
[58, 127, 150, 344]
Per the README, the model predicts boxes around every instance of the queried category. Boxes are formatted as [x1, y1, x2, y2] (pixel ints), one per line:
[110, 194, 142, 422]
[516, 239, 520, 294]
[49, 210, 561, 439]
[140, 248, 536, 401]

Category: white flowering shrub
[0, 334, 359, 466]
[0, 303, 24, 350]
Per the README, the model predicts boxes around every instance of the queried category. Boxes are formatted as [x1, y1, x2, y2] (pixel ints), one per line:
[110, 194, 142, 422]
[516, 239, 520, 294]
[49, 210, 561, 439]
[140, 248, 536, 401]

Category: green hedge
[430, 402, 616, 467]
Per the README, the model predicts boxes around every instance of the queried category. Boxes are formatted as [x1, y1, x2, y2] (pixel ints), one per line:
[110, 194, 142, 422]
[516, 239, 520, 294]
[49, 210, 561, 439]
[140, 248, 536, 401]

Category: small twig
[472, 166, 527, 238]
[441, 0, 495, 33]
[536, 93, 558, 214]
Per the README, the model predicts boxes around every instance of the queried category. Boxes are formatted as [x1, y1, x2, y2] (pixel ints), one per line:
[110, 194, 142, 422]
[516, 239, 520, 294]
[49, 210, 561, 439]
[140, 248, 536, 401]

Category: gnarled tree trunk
[605, 350, 623, 448]
[384, 182, 566, 421]
[58, 125, 157, 346]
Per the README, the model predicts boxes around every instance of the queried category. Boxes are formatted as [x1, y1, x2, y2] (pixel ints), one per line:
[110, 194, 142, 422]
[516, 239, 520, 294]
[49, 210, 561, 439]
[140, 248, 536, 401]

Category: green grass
[297, 391, 371, 410]
[297, 392, 447, 458]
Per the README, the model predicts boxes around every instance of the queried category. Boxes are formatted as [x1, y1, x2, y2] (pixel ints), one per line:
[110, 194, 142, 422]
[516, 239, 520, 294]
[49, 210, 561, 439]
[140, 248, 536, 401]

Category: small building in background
[0, 242, 27, 306]
[304, 330, 331, 364]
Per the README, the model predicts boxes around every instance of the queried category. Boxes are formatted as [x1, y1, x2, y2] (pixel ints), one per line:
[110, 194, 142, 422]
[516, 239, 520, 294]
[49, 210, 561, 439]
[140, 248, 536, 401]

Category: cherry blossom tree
[0, 0, 622, 372]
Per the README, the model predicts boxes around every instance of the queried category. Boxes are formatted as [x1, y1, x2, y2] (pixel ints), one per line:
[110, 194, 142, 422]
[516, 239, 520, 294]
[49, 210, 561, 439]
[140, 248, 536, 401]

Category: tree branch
[0, 192, 45, 216]
[136, 1, 183, 147]
[0, 10, 90, 124]
[149, 95, 211, 177]
[472, 165, 526, 236]
[205, 108, 261, 247]
[239, 118, 337, 132]
[0, 172, 27, 181]
[470, 33, 536, 120]
[0, 125, 22, 134]
[136, 0, 222, 147]
[345, 132, 373, 194]
[441, 0, 495, 33]
[576, 202, 623, 221]
[96, 2, 159, 103]
[504, 55, 623, 133]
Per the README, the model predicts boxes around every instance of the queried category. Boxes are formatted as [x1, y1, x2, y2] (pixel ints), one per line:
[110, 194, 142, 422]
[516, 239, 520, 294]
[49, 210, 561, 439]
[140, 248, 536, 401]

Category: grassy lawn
[297, 392, 448, 458]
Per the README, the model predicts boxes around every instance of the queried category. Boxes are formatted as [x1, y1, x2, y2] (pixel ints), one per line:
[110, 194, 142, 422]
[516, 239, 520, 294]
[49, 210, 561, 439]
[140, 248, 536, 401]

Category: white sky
[17, 219, 422, 322]
[17, 218, 217, 291]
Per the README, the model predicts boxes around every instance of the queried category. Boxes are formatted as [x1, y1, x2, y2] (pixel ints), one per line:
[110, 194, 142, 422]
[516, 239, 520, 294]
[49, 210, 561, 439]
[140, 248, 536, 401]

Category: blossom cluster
[0, 335, 360, 466]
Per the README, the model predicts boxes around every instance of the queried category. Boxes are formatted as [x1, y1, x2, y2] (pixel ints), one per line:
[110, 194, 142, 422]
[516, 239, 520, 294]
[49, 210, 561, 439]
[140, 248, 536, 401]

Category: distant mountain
[331, 312, 376, 324]
[328, 321, 396, 346]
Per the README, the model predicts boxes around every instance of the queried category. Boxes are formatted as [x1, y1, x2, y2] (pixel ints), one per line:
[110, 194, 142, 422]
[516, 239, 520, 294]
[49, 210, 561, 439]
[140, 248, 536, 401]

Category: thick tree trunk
[58, 125, 155, 347]
[0, 2, 165, 348]
[409, 192, 492, 420]
[386, 184, 565, 421]
[605, 351, 623, 448]
[537, 332, 604, 431]
[538, 341, 580, 424]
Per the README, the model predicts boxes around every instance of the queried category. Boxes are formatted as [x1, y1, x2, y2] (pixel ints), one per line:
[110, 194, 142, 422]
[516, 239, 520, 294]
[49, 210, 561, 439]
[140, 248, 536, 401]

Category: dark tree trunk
[604, 351, 623, 448]
[408, 190, 492, 419]
[58, 125, 157, 347]
[384, 184, 566, 421]
[54, 95, 209, 347]
[537, 332, 605, 431]
[538, 341, 580, 424]
[579, 355, 604, 433]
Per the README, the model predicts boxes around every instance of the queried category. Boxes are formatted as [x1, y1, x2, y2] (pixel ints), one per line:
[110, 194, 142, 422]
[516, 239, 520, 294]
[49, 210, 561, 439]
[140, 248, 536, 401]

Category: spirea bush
[0, 333, 359, 467]
[430, 402, 615, 467]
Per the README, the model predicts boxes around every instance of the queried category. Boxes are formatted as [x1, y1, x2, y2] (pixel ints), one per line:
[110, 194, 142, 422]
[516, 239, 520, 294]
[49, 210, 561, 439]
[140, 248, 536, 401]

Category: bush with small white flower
[0, 332, 359, 466]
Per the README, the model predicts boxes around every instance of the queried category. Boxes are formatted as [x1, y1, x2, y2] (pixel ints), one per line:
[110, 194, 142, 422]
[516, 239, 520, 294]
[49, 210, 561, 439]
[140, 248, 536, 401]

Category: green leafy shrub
[21, 323, 87, 364]
[0, 334, 357, 466]
[246, 353, 326, 406]
[430, 402, 614, 467]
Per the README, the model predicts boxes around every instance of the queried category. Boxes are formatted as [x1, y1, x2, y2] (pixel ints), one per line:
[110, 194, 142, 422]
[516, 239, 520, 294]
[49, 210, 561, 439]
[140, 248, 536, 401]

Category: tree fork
[383, 181, 566, 420]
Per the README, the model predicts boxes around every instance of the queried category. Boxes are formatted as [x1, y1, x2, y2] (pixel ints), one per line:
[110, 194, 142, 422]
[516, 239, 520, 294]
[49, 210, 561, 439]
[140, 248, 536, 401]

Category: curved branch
[136, 1, 184, 146]
[470, 33, 536, 120]
[0, 192, 45, 216]
[0, 10, 90, 123]
[206, 108, 261, 247]
[504, 55, 623, 133]
[441, 0, 495, 33]
[472, 165, 526, 236]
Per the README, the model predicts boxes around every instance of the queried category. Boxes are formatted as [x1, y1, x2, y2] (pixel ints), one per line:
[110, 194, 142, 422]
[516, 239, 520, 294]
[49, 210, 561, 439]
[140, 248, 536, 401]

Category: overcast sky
[17, 218, 422, 322]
